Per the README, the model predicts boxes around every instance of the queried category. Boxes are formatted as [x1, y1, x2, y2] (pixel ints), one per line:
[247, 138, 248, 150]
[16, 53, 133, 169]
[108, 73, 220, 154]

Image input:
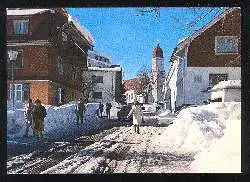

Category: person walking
[98, 102, 104, 118]
[106, 102, 112, 119]
[76, 98, 86, 124]
[24, 99, 34, 137]
[127, 101, 144, 134]
[32, 99, 47, 138]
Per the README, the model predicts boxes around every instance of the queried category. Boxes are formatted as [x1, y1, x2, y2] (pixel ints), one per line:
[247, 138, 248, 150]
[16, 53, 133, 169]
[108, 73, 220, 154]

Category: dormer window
[13, 19, 29, 35]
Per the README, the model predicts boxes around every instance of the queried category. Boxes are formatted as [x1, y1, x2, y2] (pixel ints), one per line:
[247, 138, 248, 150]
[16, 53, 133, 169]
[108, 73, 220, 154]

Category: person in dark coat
[32, 99, 47, 138]
[24, 99, 34, 137]
[98, 102, 104, 118]
[76, 98, 86, 124]
[106, 102, 112, 119]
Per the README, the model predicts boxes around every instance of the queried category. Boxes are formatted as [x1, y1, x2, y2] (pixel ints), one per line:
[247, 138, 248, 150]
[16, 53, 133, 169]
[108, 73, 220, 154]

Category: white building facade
[82, 67, 122, 103]
[87, 50, 112, 68]
[163, 8, 241, 112]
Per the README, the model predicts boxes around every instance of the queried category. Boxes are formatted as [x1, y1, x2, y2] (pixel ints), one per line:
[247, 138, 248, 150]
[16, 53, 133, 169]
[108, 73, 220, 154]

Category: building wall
[224, 89, 241, 102]
[83, 69, 119, 103]
[187, 8, 241, 67]
[152, 57, 165, 103]
[211, 90, 224, 101]
[87, 51, 112, 68]
[125, 90, 136, 104]
[184, 67, 241, 105]
[7, 9, 90, 105]
[7, 45, 50, 80]
[7, 9, 68, 41]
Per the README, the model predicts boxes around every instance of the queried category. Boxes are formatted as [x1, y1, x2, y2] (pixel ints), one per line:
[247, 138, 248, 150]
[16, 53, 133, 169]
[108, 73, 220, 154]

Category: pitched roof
[68, 15, 95, 45]
[124, 78, 140, 91]
[173, 7, 240, 56]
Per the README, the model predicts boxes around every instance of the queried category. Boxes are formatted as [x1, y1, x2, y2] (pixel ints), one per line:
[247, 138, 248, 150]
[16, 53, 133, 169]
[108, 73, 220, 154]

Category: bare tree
[81, 75, 96, 102]
[136, 7, 229, 33]
[136, 65, 152, 103]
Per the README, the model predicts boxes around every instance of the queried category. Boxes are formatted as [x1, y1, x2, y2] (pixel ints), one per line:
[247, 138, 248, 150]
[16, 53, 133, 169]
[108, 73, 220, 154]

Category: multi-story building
[163, 7, 241, 112]
[7, 8, 94, 105]
[82, 66, 123, 103]
[87, 50, 112, 68]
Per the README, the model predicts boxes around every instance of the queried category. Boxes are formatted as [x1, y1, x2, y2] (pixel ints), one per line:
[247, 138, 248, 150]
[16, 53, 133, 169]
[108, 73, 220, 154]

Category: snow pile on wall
[210, 80, 241, 91]
[149, 102, 241, 155]
[190, 117, 241, 173]
[7, 101, 102, 139]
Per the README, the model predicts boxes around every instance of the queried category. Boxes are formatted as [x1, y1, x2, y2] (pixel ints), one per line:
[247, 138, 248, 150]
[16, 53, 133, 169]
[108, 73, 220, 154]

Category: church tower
[152, 43, 165, 103]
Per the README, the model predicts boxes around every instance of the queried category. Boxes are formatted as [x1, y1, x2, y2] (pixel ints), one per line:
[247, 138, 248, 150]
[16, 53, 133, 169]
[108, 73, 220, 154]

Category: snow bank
[7, 101, 102, 139]
[149, 102, 241, 155]
[190, 118, 241, 173]
[158, 109, 171, 117]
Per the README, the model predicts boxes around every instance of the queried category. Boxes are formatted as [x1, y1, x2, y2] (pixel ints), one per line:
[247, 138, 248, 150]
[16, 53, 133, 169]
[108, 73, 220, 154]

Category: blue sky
[67, 7, 224, 80]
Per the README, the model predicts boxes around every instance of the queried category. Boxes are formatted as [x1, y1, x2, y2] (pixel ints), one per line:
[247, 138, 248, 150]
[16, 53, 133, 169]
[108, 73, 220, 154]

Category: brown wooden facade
[187, 8, 241, 67]
[7, 8, 92, 105]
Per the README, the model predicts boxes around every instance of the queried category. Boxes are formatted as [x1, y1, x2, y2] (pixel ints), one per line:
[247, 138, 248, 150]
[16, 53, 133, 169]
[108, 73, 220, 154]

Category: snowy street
[41, 126, 194, 174]
[7, 101, 241, 173]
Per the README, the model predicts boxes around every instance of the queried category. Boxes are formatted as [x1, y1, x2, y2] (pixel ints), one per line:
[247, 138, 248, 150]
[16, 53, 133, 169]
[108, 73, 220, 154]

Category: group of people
[24, 99, 47, 138]
[98, 102, 112, 119]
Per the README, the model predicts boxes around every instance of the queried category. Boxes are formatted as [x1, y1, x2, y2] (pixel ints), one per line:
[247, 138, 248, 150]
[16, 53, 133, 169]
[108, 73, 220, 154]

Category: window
[57, 56, 64, 75]
[93, 92, 102, 99]
[13, 19, 29, 35]
[9, 84, 23, 101]
[7, 50, 23, 68]
[194, 74, 202, 83]
[215, 36, 238, 54]
[95, 76, 103, 83]
[209, 74, 228, 87]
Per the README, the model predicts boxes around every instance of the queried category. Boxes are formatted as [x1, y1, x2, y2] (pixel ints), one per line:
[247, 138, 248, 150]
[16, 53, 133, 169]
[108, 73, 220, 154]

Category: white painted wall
[184, 67, 241, 105]
[211, 90, 224, 101]
[83, 69, 117, 103]
[125, 90, 135, 104]
[168, 60, 179, 112]
[152, 57, 165, 103]
[125, 91, 145, 104]
[224, 89, 241, 102]
[87, 51, 112, 68]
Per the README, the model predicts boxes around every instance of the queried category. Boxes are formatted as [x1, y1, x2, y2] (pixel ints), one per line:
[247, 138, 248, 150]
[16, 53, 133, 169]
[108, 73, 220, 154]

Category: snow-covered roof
[7, 9, 52, 16]
[88, 50, 111, 60]
[210, 80, 241, 91]
[86, 66, 121, 72]
[68, 15, 95, 45]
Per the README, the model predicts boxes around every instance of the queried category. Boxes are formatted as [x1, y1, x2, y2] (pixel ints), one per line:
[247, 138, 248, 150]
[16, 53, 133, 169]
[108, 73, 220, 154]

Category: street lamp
[8, 50, 19, 111]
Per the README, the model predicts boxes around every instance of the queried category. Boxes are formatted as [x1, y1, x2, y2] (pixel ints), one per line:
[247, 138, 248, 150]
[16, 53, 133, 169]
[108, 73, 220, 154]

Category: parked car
[117, 105, 133, 124]
[141, 104, 156, 116]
